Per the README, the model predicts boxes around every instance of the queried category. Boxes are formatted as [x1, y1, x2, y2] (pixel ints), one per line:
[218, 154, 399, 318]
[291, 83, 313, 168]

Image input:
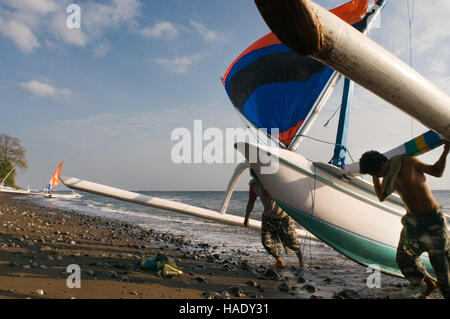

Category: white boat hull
[41, 192, 83, 199]
[0, 186, 34, 195]
[236, 142, 448, 277]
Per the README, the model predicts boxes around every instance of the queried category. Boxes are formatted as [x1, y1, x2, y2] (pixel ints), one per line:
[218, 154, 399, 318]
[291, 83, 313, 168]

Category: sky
[1, 0, 450, 191]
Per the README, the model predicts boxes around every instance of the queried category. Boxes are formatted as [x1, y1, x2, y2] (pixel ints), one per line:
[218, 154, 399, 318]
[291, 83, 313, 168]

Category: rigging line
[237, 112, 286, 149]
[287, 133, 357, 164]
[323, 104, 342, 128]
[407, 0, 415, 139]
[407, 0, 415, 67]
[235, 110, 267, 146]
[222, 78, 282, 148]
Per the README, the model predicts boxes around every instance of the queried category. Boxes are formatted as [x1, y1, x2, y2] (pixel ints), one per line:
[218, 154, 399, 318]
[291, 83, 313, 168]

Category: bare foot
[298, 261, 305, 271]
[415, 275, 438, 299]
[296, 253, 304, 271]
[297, 262, 305, 275]
[271, 257, 286, 269]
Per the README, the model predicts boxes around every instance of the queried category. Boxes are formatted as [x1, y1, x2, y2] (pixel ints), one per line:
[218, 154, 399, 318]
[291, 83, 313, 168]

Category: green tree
[0, 134, 27, 187]
[0, 160, 15, 187]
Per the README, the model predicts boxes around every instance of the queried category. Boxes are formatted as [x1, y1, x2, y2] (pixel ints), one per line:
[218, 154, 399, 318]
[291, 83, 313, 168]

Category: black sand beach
[0, 192, 446, 300]
[0, 192, 303, 299]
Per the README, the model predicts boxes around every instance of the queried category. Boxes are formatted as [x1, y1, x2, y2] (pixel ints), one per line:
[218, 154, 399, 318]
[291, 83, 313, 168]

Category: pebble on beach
[34, 289, 45, 296]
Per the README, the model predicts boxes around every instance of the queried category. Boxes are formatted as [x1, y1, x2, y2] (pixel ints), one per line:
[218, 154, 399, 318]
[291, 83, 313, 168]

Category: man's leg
[261, 215, 285, 268]
[428, 253, 449, 299]
[278, 215, 304, 270]
[421, 210, 450, 299]
[396, 227, 433, 297]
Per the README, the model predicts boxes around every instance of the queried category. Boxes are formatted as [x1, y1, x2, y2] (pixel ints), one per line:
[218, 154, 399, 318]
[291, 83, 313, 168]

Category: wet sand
[0, 193, 298, 299]
[0, 192, 445, 300]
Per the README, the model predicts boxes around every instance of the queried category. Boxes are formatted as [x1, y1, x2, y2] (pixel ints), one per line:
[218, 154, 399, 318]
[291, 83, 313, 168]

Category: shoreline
[0, 192, 445, 299]
[0, 193, 297, 299]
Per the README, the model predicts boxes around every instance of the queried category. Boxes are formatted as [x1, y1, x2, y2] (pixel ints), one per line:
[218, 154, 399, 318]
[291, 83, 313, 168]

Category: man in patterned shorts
[244, 169, 304, 271]
[359, 141, 449, 299]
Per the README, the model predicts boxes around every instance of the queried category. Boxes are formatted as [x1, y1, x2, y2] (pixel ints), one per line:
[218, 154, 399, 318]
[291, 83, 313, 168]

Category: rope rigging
[406, 0, 415, 139]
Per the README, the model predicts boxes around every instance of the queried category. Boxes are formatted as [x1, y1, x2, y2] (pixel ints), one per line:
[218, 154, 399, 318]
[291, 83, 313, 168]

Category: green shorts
[396, 208, 449, 299]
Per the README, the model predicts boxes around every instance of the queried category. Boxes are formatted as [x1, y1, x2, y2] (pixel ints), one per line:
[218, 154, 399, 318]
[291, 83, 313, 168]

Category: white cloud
[189, 19, 222, 43]
[412, 2, 450, 54]
[0, 16, 40, 53]
[1, 0, 58, 15]
[427, 57, 449, 76]
[83, 0, 141, 36]
[377, 2, 450, 76]
[92, 39, 111, 58]
[141, 21, 179, 39]
[20, 80, 74, 99]
[48, 12, 87, 47]
[0, 0, 140, 53]
[154, 55, 203, 74]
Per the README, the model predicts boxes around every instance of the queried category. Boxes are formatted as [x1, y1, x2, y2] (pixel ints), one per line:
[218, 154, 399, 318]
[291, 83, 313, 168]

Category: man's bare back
[395, 155, 441, 217]
[368, 141, 449, 216]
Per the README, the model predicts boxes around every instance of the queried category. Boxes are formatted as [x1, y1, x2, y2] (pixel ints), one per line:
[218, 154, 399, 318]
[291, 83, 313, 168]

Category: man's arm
[372, 175, 388, 202]
[415, 141, 450, 177]
[244, 187, 257, 227]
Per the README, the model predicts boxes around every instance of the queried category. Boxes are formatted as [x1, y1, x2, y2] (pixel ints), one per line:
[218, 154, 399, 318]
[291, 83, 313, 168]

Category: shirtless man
[359, 141, 449, 299]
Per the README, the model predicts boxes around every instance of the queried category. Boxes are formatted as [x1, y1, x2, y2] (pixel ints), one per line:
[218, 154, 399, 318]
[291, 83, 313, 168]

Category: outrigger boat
[0, 168, 33, 195]
[42, 162, 82, 199]
[226, 0, 450, 277]
[60, 0, 449, 278]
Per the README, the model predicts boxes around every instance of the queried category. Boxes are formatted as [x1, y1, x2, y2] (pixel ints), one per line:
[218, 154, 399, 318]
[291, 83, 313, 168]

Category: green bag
[141, 253, 183, 278]
[141, 255, 158, 271]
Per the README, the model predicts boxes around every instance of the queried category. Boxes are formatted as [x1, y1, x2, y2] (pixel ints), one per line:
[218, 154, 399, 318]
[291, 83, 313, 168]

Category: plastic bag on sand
[158, 263, 183, 278]
[141, 256, 158, 272]
[141, 253, 183, 278]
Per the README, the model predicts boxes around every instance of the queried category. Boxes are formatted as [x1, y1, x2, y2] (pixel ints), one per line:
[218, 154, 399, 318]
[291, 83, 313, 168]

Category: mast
[330, 78, 354, 167]
[1, 168, 15, 186]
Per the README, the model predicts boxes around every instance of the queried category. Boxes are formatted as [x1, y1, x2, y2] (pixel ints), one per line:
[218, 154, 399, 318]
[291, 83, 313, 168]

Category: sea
[15, 190, 450, 298]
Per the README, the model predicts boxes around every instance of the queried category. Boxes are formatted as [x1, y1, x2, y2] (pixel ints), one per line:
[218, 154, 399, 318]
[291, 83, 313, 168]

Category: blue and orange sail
[223, 0, 381, 147]
[46, 161, 63, 190]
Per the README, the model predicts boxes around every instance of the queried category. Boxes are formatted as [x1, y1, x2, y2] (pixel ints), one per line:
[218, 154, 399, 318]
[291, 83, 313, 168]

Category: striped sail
[223, 0, 383, 147]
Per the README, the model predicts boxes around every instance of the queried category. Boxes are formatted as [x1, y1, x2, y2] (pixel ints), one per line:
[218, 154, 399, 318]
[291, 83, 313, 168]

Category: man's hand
[245, 186, 257, 226]
[372, 175, 380, 187]
[443, 140, 450, 153]
[372, 175, 386, 202]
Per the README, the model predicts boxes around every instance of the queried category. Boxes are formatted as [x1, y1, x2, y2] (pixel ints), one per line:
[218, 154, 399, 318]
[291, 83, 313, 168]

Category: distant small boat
[0, 168, 34, 194]
[0, 185, 33, 195]
[42, 190, 83, 199]
[41, 162, 82, 199]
